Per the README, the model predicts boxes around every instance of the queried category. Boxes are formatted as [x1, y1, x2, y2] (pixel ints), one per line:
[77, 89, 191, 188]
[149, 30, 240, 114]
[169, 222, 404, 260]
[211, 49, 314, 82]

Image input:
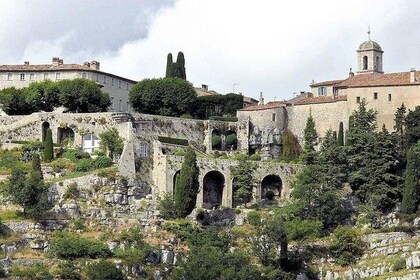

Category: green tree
[174, 146, 199, 218]
[232, 159, 256, 206]
[25, 80, 60, 112]
[99, 128, 124, 157]
[176, 51, 186, 80]
[85, 260, 126, 280]
[43, 128, 54, 162]
[166, 53, 173, 78]
[0, 87, 31, 115]
[337, 122, 344, 146]
[58, 79, 111, 113]
[402, 141, 420, 214]
[281, 129, 300, 161]
[129, 78, 197, 117]
[394, 103, 407, 136]
[301, 114, 318, 164]
[405, 105, 420, 147]
[330, 226, 365, 266]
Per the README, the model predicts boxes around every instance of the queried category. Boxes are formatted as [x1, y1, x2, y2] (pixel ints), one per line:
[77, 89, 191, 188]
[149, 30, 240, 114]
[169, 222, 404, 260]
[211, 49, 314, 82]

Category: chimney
[201, 84, 208, 92]
[349, 67, 355, 77]
[90, 61, 100, 70]
[410, 68, 416, 83]
[52, 57, 60, 66]
[24, 61, 29, 65]
[83, 61, 91, 67]
[58, 59, 63, 65]
[259, 92, 264, 105]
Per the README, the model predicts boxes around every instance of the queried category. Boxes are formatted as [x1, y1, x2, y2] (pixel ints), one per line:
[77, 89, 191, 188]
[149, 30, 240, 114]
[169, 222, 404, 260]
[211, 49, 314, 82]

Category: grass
[0, 209, 28, 222]
[46, 171, 94, 183]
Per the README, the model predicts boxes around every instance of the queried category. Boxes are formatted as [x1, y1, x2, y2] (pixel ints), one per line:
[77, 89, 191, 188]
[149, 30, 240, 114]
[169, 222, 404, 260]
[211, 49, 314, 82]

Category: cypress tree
[165, 53, 173, 78]
[281, 129, 301, 161]
[174, 146, 199, 218]
[31, 153, 43, 179]
[338, 122, 344, 146]
[402, 142, 420, 214]
[43, 128, 54, 162]
[394, 103, 406, 136]
[176, 52, 186, 80]
[301, 114, 318, 164]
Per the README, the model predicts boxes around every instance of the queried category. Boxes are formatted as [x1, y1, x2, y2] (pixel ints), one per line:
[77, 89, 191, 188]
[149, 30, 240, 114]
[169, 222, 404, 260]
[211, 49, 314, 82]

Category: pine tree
[394, 103, 406, 136]
[301, 114, 318, 164]
[402, 141, 420, 214]
[31, 153, 43, 179]
[43, 128, 54, 162]
[174, 146, 199, 218]
[281, 129, 301, 161]
[232, 159, 256, 207]
[176, 52, 186, 80]
[165, 53, 173, 78]
[338, 122, 344, 146]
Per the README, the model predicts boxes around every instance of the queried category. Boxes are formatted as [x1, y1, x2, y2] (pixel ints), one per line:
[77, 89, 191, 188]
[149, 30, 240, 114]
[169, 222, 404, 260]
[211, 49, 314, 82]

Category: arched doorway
[211, 129, 222, 150]
[203, 171, 225, 209]
[363, 56, 368, 70]
[226, 130, 237, 150]
[57, 127, 75, 145]
[261, 175, 282, 201]
[173, 170, 181, 197]
[41, 122, 50, 142]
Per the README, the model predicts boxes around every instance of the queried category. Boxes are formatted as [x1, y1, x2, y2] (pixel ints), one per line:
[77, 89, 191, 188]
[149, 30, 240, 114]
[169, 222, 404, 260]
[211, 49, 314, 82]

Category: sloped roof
[238, 101, 287, 111]
[337, 72, 420, 88]
[294, 95, 347, 105]
[358, 40, 383, 52]
[310, 79, 344, 87]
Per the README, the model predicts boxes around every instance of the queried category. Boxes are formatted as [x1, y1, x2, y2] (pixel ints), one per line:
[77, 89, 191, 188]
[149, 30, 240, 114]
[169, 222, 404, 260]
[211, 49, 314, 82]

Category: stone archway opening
[211, 129, 222, 150]
[173, 170, 181, 197]
[226, 130, 237, 150]
[203, 171, 225, 209]
[41, 121, 50, 142]
[261, 175, 282, 201]
[57, 127, 75, 146]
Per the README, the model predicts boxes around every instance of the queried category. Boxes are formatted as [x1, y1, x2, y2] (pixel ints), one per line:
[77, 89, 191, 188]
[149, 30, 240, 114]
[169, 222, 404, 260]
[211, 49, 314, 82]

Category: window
[388, 94, 392, 101]
[82, 72, 87, 79]
[55, 73, 61, 80]
[118, 80, 122, 88]
[272, 113, 277, 122]
[374, 92, 378, 100]
[318, 87, 327, 96]
[82, 134, 100, 154]
[363, 56, 368, 70]
[7, 73, 13, 81]
[139, 142, 149, 158]
[30, 73, 35, 81]
[356, 96, 361, 103]
[126, 82, 129, 90]
[103, 76, 106, 84]
[20, 73, 25, 81]
[112, 78, 114, 86]
[96, 74, 99, 82]
[44, 73, 49, 80]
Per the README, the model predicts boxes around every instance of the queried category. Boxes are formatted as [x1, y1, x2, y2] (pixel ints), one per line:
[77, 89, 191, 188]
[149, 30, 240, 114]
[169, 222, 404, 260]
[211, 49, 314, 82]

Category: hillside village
[0, 37, 420, 280]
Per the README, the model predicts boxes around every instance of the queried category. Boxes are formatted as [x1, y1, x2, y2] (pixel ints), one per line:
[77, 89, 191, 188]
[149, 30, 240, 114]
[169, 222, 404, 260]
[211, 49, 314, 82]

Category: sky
[1, 0, 420, 101]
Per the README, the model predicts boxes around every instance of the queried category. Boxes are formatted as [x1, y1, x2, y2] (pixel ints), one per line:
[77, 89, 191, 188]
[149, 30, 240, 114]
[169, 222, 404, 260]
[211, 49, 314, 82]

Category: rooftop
[310, 79, 345, 87]
[294, 95, 347, 105]
[337, 71, 420, 88]
[238, 101, 287, 111]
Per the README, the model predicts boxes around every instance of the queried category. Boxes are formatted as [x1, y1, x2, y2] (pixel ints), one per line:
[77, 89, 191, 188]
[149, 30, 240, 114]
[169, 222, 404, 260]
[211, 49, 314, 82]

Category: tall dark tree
[174, 146, 199, 218]
[405, 105, 420, 147]
[43, 128, 54, 162]
[394, 103, 407, 136]
[232, 159, 256, 206]
[301, 114, 318, 164]
[165, 53, 173, 78]
[281, 129, 301, 161]
[176, 52, 186, 80]
[402, 141, 420, 214]
[338, 122, 344, 146]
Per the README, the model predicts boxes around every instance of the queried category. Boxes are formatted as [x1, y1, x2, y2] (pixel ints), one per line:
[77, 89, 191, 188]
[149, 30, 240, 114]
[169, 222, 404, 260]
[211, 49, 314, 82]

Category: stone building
[0, 57, 137, 112]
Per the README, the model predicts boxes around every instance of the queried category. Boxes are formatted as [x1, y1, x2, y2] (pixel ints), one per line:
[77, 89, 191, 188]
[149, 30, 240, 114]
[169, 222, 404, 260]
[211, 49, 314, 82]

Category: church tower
[357, 30, 384, 74]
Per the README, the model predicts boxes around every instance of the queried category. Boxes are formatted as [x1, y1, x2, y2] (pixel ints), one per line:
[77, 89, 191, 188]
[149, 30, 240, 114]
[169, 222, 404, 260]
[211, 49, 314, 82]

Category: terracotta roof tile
[294, 95, 347, 105]
[337, 72, 420, 88]
[238, 101, 286, 111]
[310, 79, 344, 87]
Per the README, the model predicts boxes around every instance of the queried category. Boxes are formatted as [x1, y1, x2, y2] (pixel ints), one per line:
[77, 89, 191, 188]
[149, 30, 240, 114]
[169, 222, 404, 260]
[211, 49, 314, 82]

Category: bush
[93, 156, 113, 169]
[64, 183, 79, 200]
[157, 193, 176, 219]
[49, 232, 111, 259]
[249, 153, 261, 161]
[212, 135, 222, 149]
[48, 158, 75, 173]
[56, 261, 81, 280]
[174, 149, 186, 156]
[247, 210, 261, 226]
[226, 133, 237, 147]
[75, 158, 94, 172]
[330, 226, 365, 266]
[62, 149, 91, 163]
[158, 136, 189, 146]
[180, 113, 193, 119]
[285, 219, 323, 241]
[11, 263, 53, 280]
[265, 190, 275, 200]
[99, 128, 124, 157]
[85, 260, 126, 280]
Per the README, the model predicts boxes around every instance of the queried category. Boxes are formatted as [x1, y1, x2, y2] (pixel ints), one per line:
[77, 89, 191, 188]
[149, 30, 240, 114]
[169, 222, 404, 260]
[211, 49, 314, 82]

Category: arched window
[363, 56, 368, 70]
[375, 56, 380, 70]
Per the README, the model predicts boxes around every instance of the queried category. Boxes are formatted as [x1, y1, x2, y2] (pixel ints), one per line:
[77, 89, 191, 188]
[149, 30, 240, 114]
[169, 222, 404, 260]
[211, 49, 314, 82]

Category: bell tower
[357, 28, 384, 74]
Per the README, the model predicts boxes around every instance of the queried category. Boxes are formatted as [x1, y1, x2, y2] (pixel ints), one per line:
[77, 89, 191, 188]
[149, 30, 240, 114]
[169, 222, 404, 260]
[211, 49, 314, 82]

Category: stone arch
[211, 129, 222, 150]
[375, 55, 380, 70]
[57, 127, 75, 145]
[363, 56, 368, 70]
[261, 174, 282, 200]
[172, 170, 181, 196]
[41, 121, 50, 142]
[226, 130, 237, 150]
[82, 134, 100, 154]
[203, 170, 225, 209]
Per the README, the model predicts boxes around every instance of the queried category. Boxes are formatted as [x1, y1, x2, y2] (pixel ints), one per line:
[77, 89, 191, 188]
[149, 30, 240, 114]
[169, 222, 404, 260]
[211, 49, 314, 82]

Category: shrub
[48, 158, 75, 173]
[56, 261, 81, 280]
[158, 136, 189, 146]
[180, 113, 193, 119]
[265, 190, 275, 200]
[11, 263, 53, 280]
[284, 218, 323, 241]
[157, 193, 176, 219]
[174, 149, 186, 156]
[62, 149, 91, 163]
[85, 260, 126, 280]
[64, 183, 79, 200]
[75, 158, 94, 172]
[249, 153, 261, 161]
[93, 156, 113, 169]
[49, 232, 111, 259]
[226, 133, 237, 147]
[99, 128, 124, 157]
[212, 135, 222, 149]
[330, 226, 365, 266]
[247, 210, 261, 226]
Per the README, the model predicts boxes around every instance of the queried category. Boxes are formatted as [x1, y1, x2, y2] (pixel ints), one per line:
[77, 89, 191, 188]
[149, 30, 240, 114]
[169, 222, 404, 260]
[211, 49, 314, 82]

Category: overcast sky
[1, 0, 420, 101]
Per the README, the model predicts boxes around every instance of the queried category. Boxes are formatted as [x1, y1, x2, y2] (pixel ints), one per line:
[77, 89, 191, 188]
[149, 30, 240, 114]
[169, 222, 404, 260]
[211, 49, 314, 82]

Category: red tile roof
[238, 101, 286, 111]
[310, 79, 344, 87]
[294, 95, 347, 105]
[337, 72, 420, 88]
